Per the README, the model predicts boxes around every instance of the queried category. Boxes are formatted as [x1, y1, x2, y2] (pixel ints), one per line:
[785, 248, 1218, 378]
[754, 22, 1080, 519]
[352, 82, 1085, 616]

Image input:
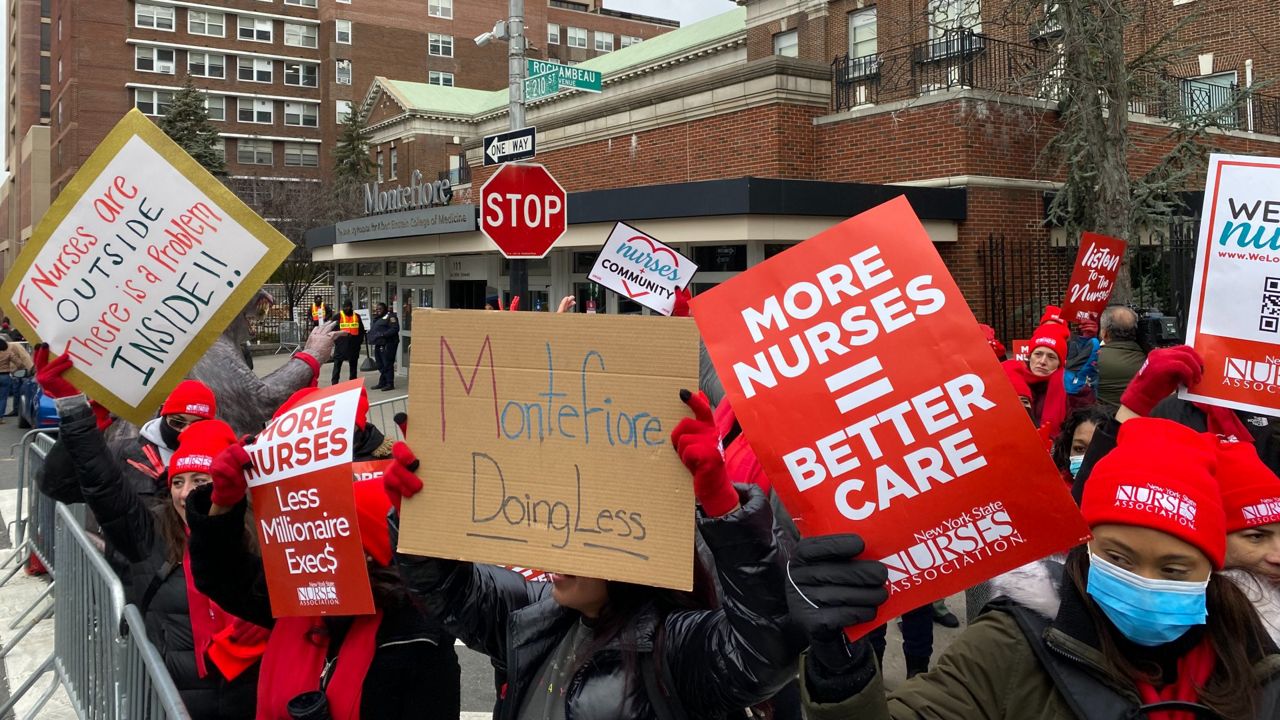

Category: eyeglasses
[165, 415, 198, 431]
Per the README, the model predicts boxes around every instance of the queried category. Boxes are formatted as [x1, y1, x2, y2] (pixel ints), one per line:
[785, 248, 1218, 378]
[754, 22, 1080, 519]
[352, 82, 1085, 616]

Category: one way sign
[483, 127, 537, 166]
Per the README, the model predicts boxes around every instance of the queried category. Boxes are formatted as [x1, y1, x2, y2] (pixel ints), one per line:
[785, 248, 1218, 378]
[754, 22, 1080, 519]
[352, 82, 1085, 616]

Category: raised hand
[671, 389, 739, 517]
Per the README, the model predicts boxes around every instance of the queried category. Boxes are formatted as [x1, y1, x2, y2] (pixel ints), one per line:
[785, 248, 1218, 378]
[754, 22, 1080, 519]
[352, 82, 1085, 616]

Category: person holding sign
[388, 391, 798, 720]
[797, 417, 1280, 720]
[56, 400, 262, 720]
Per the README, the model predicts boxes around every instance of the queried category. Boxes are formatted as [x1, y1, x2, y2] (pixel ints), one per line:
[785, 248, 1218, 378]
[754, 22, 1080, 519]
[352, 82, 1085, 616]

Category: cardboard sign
[245, 380, 375, 617]
[1012, 339, 1032, 363]
[0, 110, 292, 425]
[692, 196, 1090, 638]
[588, 223, 697, 316]
[1062, 232, 1127, 324]
[1182, 154, 1280, 415]
[399, 310, 699, 590]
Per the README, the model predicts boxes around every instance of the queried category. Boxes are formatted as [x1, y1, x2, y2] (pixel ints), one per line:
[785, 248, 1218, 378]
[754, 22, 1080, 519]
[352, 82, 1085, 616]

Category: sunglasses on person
[165, 414, 203, 432]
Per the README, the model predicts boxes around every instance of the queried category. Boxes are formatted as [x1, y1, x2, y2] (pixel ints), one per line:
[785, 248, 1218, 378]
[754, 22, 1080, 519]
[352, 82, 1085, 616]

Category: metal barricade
[368, 395, 409, 441]
[2, 429, 59, 581]
[275, 320, 303, 354]
[117, 606, 191, 720]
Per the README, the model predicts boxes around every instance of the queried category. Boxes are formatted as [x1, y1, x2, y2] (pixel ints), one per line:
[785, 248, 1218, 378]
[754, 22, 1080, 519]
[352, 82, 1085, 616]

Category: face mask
[1068, 455, 1085, 478]
[1086, 552, 1207, 647]
[158, 419, 182, 449]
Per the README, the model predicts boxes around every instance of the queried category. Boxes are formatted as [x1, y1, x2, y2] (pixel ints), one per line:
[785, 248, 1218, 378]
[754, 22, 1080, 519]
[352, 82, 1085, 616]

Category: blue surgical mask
[1086, 552, 1208, 646]
[1068, 455, 1085, 478]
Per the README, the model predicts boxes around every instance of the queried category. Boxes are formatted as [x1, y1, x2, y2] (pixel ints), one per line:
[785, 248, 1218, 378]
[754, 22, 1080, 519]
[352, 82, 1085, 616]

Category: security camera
[475, 31, 494, 46]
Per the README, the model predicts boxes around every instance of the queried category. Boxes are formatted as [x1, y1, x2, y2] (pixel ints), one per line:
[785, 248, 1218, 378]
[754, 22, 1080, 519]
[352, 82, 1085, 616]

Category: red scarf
[183, 545, 232, 679]
[1192, 402, 1254, 443]
[255, 613, 382, 720]
[1004, 361, 1068, 439]
[1133, 636, 1216, 720]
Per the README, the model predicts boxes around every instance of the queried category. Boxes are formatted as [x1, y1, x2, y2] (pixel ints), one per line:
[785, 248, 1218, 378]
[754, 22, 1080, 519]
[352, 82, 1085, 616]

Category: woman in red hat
[1002, 322, 1071, 439]
[794, 417, 1280, 719]
[1217, 439, 1280, 646]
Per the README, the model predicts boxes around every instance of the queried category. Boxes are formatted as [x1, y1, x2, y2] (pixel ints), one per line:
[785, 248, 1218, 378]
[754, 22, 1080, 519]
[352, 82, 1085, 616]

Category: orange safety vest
[311, 303, 327, 321]
[339, 311, 360, 335]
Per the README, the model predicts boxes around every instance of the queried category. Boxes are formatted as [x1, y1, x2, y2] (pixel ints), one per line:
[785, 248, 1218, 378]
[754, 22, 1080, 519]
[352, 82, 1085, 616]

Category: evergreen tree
[333, 104, 375, 185]
[158, 77, 225, 175]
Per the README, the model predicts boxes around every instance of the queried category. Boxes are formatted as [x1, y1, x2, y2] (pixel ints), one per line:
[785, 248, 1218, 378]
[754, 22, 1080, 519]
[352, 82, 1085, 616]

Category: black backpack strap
[139, 560, 178, 615]
[641, 652, 689, 720]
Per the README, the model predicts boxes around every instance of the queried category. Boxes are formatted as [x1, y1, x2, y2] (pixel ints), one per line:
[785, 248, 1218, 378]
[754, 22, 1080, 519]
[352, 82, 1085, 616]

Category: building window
[336, 19, 352, 44]
[429, 0, 452, 19]
[238, 57, 273, 83]
[237, 139, 273, 165]
[548, 23, 560, 45]
[284, 62, 319, 87]
[567, 26, 587, 48]
[188, 10, 224, 37]
[773, 30, 798, 57]
[283, 142, 319, 167]
[428, 70, 454, 86]
[388, 147, 398, 178]
[237, 97, 273, 124]
[928, 0, 981, 35]
[335, 59, 352, 85]
[56, 58, 62, 81]
[237, 16, 273, 42]
[429, 33, 453, 57]
[284, 0, 318, 7]
[848, 8, 877, 58]
[284, 22, 317, 48]
[448, 154, 464, 184]
[134, 89, 173, 115]
[620, 35, 642, 47]
[40, 89, 49, 117]
[284, 101, 318, 127]
[376, 150, 383, 181]
[594, 32, 613, 52]
[204, 94, 225, 121]
[40, 56, 49, 84]
[135, 46, 175, 74]
[188, 51, 226, 79]
[211, 138, 225, 162]
[336, 99, 353, 122]
[135, 4, 175, 30]
[1182, 72, 1238, 127]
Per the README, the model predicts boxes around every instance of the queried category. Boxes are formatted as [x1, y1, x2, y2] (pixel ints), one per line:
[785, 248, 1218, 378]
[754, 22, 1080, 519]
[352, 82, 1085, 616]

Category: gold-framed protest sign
[0, 109, 292, 425]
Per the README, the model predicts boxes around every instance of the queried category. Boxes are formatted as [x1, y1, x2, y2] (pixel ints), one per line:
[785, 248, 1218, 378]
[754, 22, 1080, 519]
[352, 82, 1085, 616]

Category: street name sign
[523, 71, 559, 101]
[526, 60, 602, 93]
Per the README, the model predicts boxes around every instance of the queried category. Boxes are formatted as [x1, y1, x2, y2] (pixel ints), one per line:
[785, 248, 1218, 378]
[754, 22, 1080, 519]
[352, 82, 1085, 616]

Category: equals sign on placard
[825, 357, 893, 414]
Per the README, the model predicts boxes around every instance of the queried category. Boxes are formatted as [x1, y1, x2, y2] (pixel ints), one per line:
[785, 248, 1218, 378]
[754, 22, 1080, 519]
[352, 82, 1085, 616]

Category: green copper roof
[377, 6, 745, 118]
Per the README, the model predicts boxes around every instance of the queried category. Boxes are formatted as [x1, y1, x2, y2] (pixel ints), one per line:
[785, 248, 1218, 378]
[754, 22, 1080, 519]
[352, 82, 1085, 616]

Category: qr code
[1260, 277, 1280, 333]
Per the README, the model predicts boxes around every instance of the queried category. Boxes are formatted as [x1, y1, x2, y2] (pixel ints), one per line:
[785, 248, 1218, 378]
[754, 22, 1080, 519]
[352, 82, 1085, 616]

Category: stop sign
[480, 163, 567, 259]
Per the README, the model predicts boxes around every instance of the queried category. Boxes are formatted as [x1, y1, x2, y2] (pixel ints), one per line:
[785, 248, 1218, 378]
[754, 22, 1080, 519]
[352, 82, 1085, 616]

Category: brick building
[311, 0, 1280, 368]
[0, 0, 675, 276]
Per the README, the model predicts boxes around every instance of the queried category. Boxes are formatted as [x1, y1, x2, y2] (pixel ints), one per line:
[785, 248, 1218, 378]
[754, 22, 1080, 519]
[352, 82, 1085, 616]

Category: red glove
[1078, 317, 1098, 339]
[384, 441, 423, 513]
[1120, 345, 1204, 416]
[32, 345, 79, 399]
[393, 412, 408, 438]
[210, 444, 251, 508]
[672, 288, 692, 318]
[670, 390, 739, 517]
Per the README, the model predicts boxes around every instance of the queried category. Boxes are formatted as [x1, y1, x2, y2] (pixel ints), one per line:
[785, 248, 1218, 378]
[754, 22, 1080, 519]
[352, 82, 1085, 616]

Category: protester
[1002, 322, 1070, 440]
[1096, 305, 1146, 410]
[1216, 439, 1280, 645]
[796, 416, 1280, 719]
[367, 302, 400, 392]
[0, 336, 33, 421]
[1063, 317, 1100, 403]
[332, 300, 366, 385]
[56, 396, 261, 720]
[388, 390, 797, 718]
[1051, 406, 1111, 483]
[1, 316, 25, 341]
[310, 295, 330, 328]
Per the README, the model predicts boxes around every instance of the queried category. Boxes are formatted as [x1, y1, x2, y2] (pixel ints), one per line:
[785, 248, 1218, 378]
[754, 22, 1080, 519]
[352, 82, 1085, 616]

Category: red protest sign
[692, 196, 1090, 639]
[1061, 232, 1127, 324]
[245, 380, 374, 617]
[1012, 339, 1032, 363]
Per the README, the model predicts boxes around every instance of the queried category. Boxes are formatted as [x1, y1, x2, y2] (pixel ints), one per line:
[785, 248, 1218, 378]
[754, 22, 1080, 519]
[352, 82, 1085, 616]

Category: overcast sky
[607, 0, 737, 26]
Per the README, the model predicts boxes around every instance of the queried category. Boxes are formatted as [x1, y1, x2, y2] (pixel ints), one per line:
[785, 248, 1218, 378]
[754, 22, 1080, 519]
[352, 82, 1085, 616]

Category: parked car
[17, 378, 58, 429]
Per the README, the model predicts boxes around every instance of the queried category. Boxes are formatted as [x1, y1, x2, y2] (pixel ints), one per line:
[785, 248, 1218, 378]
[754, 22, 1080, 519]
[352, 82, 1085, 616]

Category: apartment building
[0, 0, 676, 275]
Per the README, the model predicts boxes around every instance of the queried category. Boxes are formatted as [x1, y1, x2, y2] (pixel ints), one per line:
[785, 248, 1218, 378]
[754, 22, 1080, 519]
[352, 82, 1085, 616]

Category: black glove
[787, 534, 887, 676]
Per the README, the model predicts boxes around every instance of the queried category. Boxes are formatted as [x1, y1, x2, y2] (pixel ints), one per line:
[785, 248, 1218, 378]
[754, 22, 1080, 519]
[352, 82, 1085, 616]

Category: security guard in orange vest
[310, 295, 329, 327]
[331, 300, 365, 385]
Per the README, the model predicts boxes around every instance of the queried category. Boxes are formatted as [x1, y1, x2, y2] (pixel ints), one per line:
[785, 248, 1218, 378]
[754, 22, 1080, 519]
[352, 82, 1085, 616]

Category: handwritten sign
[588, 223, 697, 316]
[1012, 339, 1032, 363]
[399, 310, 698, 591]
[0, 110, 292, 425]
[1062, 232, 1127, 324]
[245, 380, 374, 617]
[692, 196, 1090, 638]
[1182, 153, 1280, 415]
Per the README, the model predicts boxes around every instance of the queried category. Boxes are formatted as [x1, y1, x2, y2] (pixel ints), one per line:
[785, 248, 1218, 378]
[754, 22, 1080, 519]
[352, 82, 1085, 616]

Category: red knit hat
[169, 420, 238, 480]
[1029, 323, 1067, 363]
[352, 479, 392, 566]
[160, 380, 217, 420]
[1039, 305, 1065, 327]
[1217, 439, 1280, 532]
[1082, 417, 1226, 568]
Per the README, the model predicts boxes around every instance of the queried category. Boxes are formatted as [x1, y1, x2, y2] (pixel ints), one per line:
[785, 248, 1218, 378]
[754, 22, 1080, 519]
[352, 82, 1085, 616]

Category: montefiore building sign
[363, 169, 452, 215]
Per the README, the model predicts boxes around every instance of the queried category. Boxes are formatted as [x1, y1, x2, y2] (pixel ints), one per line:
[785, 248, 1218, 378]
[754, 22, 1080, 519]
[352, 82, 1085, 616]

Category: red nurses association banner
[1061, 232, 1127, 324]
[692, 197, 1090, 638]
[245, 380, 374, 617]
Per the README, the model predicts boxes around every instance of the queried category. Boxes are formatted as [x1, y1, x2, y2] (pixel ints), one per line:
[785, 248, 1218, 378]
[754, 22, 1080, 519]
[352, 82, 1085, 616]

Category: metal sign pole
[507, 0, 529, 306]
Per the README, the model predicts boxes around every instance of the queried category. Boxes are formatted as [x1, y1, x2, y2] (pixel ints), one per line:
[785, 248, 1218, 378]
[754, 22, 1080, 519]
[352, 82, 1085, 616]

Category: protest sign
[588, 223, 697, 316]
[1062, 232, 1127, 324]
[399, 310, 699, 590]
[245, 380, 374, 617]
[692, 196, 1090, 638]
[1012, 339, 1032, 363]
[1182, 154, 1280, 415]
[0, 110, 292, 425]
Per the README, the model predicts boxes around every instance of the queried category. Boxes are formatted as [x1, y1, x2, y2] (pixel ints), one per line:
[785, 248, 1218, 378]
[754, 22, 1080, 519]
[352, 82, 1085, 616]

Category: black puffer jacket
[57, 397, 257, 720]
[1151, 396, 1280, 476]
[398, 484, 797, 720]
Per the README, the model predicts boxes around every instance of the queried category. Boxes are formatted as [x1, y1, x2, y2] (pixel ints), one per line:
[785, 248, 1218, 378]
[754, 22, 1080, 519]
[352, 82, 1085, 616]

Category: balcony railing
[830, 30, 1280, 137]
